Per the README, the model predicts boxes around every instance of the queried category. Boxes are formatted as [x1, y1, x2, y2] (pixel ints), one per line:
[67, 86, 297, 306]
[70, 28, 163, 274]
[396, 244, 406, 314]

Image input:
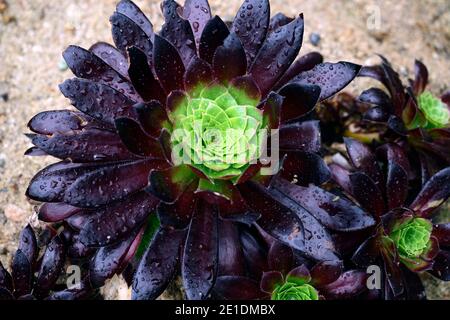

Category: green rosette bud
[418, 92, 449, 129]
[170, 84, 264, 181]
[272, 281, 319, 300]
[389, 217, 432, 258]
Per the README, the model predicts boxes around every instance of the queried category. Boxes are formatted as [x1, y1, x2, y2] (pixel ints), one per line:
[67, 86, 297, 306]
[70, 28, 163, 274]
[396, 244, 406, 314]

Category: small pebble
[0, 82, 8, 102]
[4, 204, 28, 223]
[309, 33, 321, 46]
[58, 58, 69, 71]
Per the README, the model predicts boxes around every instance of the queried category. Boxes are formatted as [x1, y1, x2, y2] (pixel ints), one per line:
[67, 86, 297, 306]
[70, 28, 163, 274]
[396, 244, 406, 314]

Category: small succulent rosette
[0, 225, 92, 300]
[330, 138, 450, 298]
[358, 57, 450, 170]
[261, 242, 367, 300]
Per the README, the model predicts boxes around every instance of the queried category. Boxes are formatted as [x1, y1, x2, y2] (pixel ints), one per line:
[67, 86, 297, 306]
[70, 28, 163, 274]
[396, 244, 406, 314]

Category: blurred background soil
[0, 0, 449, 299]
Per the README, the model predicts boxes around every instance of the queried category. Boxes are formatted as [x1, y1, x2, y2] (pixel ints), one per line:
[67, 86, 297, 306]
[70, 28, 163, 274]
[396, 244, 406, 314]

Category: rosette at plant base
[212, 235, 368, 300]
[0, 225, 93, 300]
[25, 0, 363, 300]
[329, 138, 450, 299]
[356, 57, 450, 179]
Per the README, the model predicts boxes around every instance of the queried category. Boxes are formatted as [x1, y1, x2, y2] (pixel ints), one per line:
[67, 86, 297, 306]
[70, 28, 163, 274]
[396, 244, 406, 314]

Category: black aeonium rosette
[357, 58, 450, 181]
[329, 138, 450, 299]
[24, 0, 365, 300]
[0, 225, 93, 300]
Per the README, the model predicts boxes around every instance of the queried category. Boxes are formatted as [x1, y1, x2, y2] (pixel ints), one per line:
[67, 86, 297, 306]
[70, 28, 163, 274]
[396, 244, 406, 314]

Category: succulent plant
[329, 138, 450, 299]
[213, 239, 368, 300]
[24, 0, 363, 300]
[356, 57, 450, 179]
[0, 225, 92, 300]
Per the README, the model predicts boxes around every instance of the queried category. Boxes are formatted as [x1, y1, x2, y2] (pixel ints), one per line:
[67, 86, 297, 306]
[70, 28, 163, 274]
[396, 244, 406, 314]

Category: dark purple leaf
[358, 88, 392, 108]
[321, 270, 367, 299]
[31, 128, 137, 162]
[329, 163, 352, 195]
[310, 260, 343, 288]
[28, 110, 83, 135]
[344, 137, 383, 187]
[153, 35, 186, 93]
[24, 147, 47, 157]
[90, 42, 129, 79]
[34, 236, 66, 298]
[268, 241, 293, 275]
[115, 117, 164, 157]
[146, 165, 197, 203]
[351, 235, 380, 268]
[272, 179, 375, 232]
[260, 271, 284, 293]
[182, 200, 219, 300]
[160, 0, 196, 66]
[214, 276, 266, 300]
[261, 92, 282, 130]
[386, 162, 408, 210]
[268, 13, 294, 33]
[157, 181, 197, 229]
[63, 45, 140, 102]
[292, 62, 361, 101]
[59, 78, 137, 125]
[65, 159, 166, 208]
[110, 12, 153, 60]
[79, 192, 159, 247]
[250, 15, 304, 95]
[199, 16, 230, 64]
[278, 83, 321, 122]
[430, 250, 450, 281]
[433, 223, 450, 248]
[279, 121, 321, 153]
[27, 162, 110, 202]
[387, 115, 407, 136]
[240, 228, 268, 280]
[212, 33, 247, 83]
[132, 227, 186, 300]
[218, 220, 245, 276]
[273, 52, 324, 91]
[134, 101, 168, 138]
[17, 225, 37, 267]
[179, 0, 211, 47]
[363, 106, 390, 123]
[90, 229, 138, 288]
[239, 181, 338, 261]
[286, 265, 311, 283]
[11, 250, 32, 298]
[230, 75, 261, 103]
[231, 0, 270, 66]
[350, 172, 385, 217]
[116, 0, 153, 38]
[410, 167, 450, 217]
[279, 151, 331, 186]
[184, 56, 213, 91]
[0, 262, 13, 292]
[128, 47, 165, 104]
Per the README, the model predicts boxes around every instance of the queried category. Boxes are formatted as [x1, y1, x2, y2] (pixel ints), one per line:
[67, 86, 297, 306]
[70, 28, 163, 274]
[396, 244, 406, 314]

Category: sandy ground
[0, 0, 449, 299]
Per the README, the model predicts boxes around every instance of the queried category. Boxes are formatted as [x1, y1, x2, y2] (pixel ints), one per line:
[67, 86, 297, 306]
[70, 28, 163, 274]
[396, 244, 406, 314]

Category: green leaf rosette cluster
[417, 92, 449, 129]
[272, 281, 319, 301]
[170, 84, 265, 181]
[389, 217, 432, 259]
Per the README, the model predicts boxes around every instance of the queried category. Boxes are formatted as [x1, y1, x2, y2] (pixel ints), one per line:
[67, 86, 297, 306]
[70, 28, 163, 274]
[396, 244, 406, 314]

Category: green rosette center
[170, 84, 265, 181]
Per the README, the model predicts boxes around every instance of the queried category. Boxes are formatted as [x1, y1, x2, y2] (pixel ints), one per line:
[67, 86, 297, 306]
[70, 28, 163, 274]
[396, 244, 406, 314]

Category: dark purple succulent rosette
[24, 0, 363, 300]
[357, 57, 450, 179]
[0, 225, 92, 300]
[213, 237, 367, 300]
[329, 138, 450, 299]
